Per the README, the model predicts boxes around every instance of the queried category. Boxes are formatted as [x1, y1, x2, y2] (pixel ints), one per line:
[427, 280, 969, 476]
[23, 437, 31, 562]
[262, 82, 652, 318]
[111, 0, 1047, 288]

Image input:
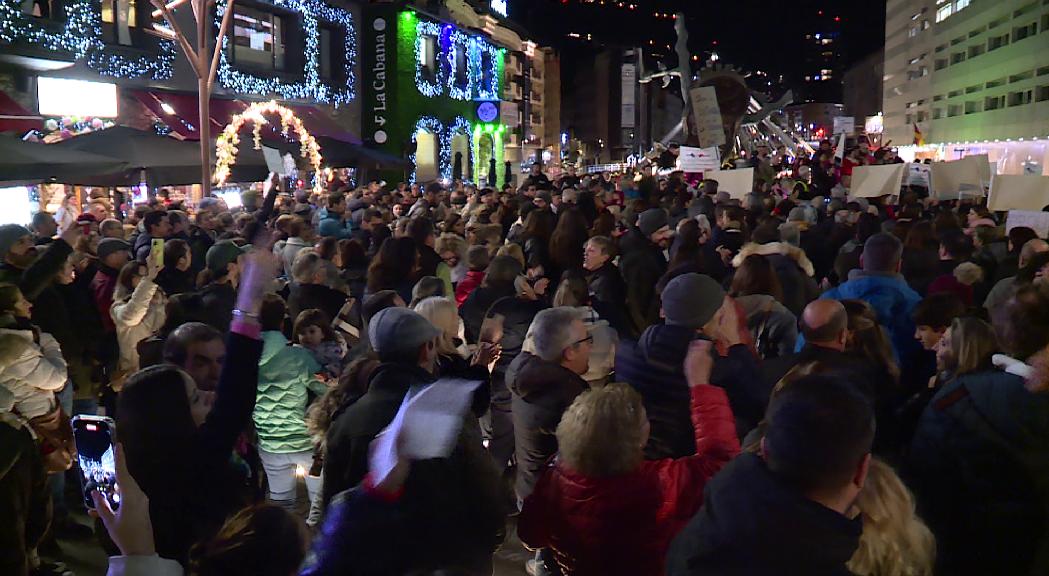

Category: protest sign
[677, 146, 720, 173]
[907, 162, 931, 187]
[689, 86, 726, 148]
[930, 157, 983, 198]
[988, 174, 1049, 211]
[703, 168, 754, 200]
[851, 164, 906, 199]
[1006, 210, 1049, 239]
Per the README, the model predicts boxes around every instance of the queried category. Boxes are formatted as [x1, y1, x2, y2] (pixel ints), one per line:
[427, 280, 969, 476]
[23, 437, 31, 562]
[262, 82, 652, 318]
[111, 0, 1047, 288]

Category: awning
[0, 91, 43, 133]
[0, 134, 127, 184]
[131, 90, 247, 140]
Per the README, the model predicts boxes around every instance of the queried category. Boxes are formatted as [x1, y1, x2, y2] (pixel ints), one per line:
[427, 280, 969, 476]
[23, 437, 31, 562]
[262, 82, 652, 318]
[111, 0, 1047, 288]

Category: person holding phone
[116, 245, 275, 565]
[110, 253, 166, 380]
[132, 211, 171, 264]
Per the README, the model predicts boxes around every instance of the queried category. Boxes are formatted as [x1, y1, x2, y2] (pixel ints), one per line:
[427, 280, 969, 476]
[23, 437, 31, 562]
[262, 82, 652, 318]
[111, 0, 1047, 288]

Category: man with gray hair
[507, 307, 591, 503]
[822, 232, 921, 365]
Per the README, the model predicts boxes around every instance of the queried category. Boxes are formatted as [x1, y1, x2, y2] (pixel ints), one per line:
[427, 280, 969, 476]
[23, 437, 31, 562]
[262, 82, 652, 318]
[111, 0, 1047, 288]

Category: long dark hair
[731, 254, 784, 302]
[337, 238, 368, 270]
[522, 209, 555, 245]
[549, 207, 589, 273]
[366, 236, 417, 292]
[668, 219, 705, 272]
[118, 365, 197, 496]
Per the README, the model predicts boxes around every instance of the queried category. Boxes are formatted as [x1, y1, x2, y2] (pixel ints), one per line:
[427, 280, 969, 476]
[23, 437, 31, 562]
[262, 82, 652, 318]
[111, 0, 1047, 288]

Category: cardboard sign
[262, 146, 285, 175]
[676, 146, 720, 173]
[930, 156, 983, 198]
[1006, 210, 1049, 239]
[703, 167, 754, 200]
[833, 116, 854, 135]
[988, 174, 1049, 211]
[907, 162, 931, 187]
[689, 86, 726, 148]
[851, 164, 906, 199]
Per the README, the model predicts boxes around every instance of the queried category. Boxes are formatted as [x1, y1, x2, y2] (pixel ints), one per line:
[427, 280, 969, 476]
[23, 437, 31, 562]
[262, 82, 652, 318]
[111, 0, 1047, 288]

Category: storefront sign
[38, 78, 118, 118]
[363, 6, 397, 147]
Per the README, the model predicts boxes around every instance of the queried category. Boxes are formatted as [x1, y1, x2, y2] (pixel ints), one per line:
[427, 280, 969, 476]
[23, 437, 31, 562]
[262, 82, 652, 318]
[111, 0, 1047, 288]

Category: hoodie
[821, 270, 922, 366]
[666, 453, 862, 576]
[317, 208, 352, 240]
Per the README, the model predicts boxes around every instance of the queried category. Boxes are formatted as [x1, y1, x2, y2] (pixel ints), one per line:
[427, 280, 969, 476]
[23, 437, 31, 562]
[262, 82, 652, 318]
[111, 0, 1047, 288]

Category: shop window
[101, 0, 138, 45]
[418, 35, 437, 79]
[232, 6, 288, 71]
[414, 129, 439, 182]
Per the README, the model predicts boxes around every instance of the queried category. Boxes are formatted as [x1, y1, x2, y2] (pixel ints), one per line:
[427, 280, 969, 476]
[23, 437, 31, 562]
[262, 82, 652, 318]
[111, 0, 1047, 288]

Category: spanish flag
[913, 123, 925, 146]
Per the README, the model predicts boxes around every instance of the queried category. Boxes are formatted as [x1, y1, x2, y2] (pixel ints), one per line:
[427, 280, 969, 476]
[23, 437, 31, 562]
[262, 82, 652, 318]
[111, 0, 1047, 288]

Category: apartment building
[884, 0, 1049, 147]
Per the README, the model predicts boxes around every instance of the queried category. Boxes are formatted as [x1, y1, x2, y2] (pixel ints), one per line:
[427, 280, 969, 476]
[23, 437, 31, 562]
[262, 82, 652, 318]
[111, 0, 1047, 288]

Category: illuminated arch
[215, 100, 323, 194]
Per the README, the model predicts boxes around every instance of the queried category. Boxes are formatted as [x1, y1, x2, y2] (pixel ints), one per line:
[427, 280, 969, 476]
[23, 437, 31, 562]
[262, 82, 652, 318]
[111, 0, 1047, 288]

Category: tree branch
[150, 0, 203, 78]
[207, 0, 236, 92]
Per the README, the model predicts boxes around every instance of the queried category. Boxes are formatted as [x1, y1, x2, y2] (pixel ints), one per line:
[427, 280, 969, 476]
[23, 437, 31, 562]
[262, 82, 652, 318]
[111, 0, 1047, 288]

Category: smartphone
[151, 238, 165, 267]
[72, 415, 119, 510]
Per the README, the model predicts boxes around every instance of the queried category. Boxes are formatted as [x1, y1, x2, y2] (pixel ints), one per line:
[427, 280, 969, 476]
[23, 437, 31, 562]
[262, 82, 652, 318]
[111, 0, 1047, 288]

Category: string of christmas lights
[215, 0, 356, 106]
[413, 17, 502, 101]
[0, 0, 175, 79]
[441, 115, 473, 179]
[414, 20, 445, 98]
[445, 28, 473, 101]
[471, 39, 502, 101]
[410, 115, 444, 183]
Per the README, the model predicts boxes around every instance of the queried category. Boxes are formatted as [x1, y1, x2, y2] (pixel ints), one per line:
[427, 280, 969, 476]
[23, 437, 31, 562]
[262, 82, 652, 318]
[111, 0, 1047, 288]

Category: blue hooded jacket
[819, 271, 922, 365]
[317, 207, 352, 239]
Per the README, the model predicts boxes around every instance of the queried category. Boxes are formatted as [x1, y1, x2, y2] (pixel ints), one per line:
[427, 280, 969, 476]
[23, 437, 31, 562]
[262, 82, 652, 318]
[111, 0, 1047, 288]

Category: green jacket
[253, 331, 326, 453]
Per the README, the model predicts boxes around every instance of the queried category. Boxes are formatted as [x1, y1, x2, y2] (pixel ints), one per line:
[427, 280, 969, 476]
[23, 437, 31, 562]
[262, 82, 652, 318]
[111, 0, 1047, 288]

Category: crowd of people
[1, 153, 1048, 576]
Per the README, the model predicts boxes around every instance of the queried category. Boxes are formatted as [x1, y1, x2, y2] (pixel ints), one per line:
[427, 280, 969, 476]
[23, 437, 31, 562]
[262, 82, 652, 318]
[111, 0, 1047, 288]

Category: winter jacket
[153, 266, 194, 297]
[616, 324, 768, 454]
[586, 261, 631, 336]
[300, 338, 347, 380]
[821, 270, 922, 366]
[186, 226, 214, 277]
[287, 282, 348, 327]
[735, 294, 797, 359]
[317, 208, 352, 240]
[518, 385, 739, 576]
[459, 285, 516, 345]
[666, 453, 862, 576]
[506, 353, 587, 500]
[618, 238, 668, 334]
[91, 265, 121, 333]
[132, 232, 157, 263]
[198, 281, 236, 333]
[454, 270, 484, 307]
[0, 321, 67, 420]
[732, 242, 818, 317]
[908, 369, 1049, 575]
[254, 331, 326, 453]
[322, 362, 435, 507]
[111, 279, 166, 375]
[280, 236, 312, 278]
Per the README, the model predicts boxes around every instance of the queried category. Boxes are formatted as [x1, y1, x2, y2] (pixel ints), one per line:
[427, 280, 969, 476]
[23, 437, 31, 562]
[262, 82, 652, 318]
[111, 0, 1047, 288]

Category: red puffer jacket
[517, 384, 739, 576]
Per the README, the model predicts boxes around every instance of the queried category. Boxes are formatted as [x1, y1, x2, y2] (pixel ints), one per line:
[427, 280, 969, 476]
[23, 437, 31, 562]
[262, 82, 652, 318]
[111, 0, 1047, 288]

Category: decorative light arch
[215, 100, 324, 194]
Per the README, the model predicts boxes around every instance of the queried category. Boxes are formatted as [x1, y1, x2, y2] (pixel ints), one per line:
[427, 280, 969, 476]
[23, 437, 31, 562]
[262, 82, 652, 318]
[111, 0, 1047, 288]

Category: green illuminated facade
[362, 4, 506, 183]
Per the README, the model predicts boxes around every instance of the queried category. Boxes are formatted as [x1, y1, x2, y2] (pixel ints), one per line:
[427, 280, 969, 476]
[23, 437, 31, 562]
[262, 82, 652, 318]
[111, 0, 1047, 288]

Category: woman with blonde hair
[848, 458, 935, 576]
[518, 341, 739, 575]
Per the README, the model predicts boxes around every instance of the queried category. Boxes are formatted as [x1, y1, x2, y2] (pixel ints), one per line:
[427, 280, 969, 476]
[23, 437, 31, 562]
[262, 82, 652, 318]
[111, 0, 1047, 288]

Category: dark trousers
[0, 425, 51, 576]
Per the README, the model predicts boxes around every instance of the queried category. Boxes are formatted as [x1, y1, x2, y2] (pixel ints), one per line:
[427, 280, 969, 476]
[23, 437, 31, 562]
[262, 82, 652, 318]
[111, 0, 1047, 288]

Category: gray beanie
[0, 224, 30, 260]
[637, 209, 668, 237]
[661, 273, 725, 330]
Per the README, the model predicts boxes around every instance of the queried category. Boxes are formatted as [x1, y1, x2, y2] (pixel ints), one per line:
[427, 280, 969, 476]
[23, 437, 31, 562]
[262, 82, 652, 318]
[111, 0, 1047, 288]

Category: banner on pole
[689, 86, 726, 148]
[851, 164, 905, 199]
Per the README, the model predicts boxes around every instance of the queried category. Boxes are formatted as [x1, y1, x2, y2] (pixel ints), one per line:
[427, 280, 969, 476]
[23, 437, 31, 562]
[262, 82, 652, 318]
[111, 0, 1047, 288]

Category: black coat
[618, 238, 667, 335]
[586, 261, 629, 334]
[154, 266, 195, 297]
[667, 453, 861, 576]
[186, 226, 214, 276]
[506, 352, 586, 500]
[417, 244, 442, 279]
[198, 282, 236, 333]
[459, 285, 516, 345]
[288, 282, 348, 326]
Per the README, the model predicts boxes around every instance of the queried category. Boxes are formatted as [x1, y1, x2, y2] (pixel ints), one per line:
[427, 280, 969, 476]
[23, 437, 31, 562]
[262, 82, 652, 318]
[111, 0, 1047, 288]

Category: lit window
[418, 35, 437, 75]
[101, 0, 138, 45]
[232, 7, 287, 71]
[936, 4, 952, 22]
[955, 0, 969, 11]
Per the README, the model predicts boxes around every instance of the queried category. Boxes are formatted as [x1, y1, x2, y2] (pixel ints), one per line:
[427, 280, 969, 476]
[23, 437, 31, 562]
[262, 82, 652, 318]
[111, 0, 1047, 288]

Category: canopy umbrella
[0, 135, 128, 183]
[52, 126, 207, 187]
[313, 136, 408, 169]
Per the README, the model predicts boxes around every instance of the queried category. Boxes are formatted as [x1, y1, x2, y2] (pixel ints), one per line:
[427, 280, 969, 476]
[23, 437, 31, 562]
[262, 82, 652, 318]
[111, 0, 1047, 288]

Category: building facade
[884, 0, 1049, 148]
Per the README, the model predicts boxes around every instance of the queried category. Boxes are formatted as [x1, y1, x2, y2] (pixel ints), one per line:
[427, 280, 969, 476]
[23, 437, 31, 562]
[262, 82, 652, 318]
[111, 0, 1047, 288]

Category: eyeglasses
[569, 334, 594, 348]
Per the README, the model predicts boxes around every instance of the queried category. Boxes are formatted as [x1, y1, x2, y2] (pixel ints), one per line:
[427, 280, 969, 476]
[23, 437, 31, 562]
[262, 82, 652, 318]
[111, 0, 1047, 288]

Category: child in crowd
[293, 309, 348, 380]
[455, 245, 490, 307]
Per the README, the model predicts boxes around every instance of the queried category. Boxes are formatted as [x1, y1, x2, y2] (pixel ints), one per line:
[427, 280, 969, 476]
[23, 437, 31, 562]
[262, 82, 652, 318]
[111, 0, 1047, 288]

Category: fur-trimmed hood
[732, 242, 816, 277]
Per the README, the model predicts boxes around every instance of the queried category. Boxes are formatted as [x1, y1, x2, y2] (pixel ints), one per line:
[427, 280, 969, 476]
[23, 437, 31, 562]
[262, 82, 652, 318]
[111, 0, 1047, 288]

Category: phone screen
[151, 238, 165, 267]
[72, 416, 119, 510]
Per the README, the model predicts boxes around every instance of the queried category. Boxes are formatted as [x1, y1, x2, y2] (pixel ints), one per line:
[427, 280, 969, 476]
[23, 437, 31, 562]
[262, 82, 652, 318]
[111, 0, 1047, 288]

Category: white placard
[676, 146, 719, 173]
[703, 167, 754, 200]
[689, 86, 726, 148]
[930, 156, 983, 198]
[262, 146, 285, 175]
[851, 164, 906, 199]
[833, 116, 855, 135]
[907, 162, 931, 187]
[1006, 210, 1049, 239]
[988, 175, 1049, 211]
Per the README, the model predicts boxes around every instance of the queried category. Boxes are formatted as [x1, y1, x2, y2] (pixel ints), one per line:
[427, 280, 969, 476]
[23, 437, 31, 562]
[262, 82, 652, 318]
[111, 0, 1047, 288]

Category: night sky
[515, 0, 887, 94]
